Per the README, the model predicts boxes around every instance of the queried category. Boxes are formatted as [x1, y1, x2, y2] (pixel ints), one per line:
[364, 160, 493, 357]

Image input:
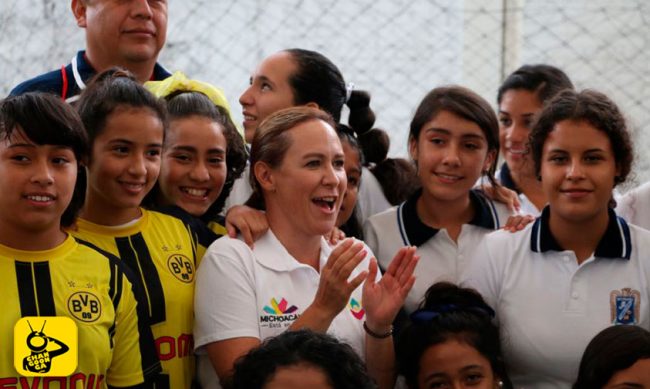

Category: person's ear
[483, 149, 497, 172]
[305, 102, 319, 110]
[254, 162, 276, 193]
[614, 163, 623, 184]
[408, 136, 419, 162]
[71, 0, 89, 28]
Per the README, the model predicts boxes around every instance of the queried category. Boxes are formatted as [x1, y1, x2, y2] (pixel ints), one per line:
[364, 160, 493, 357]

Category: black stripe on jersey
[75, 238, 162, 380]
[15, 261, 55, 316]
[33, 262, 56, 316]
[116, 234, 166, 324]
[156, 205, 218, 255]
[15, 261, 38, 316]
[76, 238, 124, 309]
[153, 373, 170, 389]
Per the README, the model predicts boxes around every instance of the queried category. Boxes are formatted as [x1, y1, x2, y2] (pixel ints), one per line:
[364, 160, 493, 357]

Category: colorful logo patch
[610, 288, 641, 325]
[14, 317, 77, 376]
[263, 298, 298, 315]
[349, 298, 365, 320]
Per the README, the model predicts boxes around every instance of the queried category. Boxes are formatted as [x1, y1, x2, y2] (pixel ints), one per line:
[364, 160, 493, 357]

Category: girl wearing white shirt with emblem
[194, 107, 417, 389]
[495, 64, 574, 215]
[462, 89, 649, 388]
[364, 86, 516, 314]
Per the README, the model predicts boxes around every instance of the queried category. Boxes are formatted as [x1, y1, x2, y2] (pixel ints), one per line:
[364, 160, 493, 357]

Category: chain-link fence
[2, 0, 649, 183]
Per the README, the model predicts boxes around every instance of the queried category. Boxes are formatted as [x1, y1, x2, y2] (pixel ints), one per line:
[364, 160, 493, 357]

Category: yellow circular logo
[67, 292, 102, 323]
[167, 254, 194, 283]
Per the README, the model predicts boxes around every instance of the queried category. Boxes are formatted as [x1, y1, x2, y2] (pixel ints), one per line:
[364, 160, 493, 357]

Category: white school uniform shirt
[356, 166, 393, 222]
[461, 207, 650, 389]
[364, 189, 512, 313]
[223, 164, 253, 212]
[616, 181, 650, 230]
[193, 230, 378, 389]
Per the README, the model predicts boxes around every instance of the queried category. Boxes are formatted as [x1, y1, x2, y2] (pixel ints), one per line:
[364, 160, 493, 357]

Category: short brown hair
[247, 107, 336, 210]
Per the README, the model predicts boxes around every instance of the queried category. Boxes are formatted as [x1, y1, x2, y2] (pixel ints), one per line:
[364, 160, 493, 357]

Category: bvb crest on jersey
[167, 254, 194, 283]
[14, 317, 77, 376]
[610, 288, 641, 325]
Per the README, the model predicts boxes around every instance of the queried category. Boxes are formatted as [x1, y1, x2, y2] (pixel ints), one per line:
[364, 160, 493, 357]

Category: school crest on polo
[610, 288, 640, 325]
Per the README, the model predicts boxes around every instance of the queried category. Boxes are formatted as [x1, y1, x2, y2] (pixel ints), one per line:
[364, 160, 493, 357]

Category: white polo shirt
[357, 166, 393, 222]
[364, 189, 511, 313]
[461, 207, 650, 389]
[223, 164, 253, 212]
[616, 181, 650, 230]
[193, 231, 377, 389]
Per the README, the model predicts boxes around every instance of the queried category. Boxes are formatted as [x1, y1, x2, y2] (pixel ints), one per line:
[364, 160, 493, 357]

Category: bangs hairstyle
[247, 107, 336, 210]
[396, 282, 512, 389]
[530, 89, 633, 185]
[0, 93, 89, 227]
[409, 86, 500, 186]
[158, 91, 247, 218]
[76, 67, 168, 144]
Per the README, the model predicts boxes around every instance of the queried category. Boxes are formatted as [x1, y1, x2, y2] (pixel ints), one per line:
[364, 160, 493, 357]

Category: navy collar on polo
[71, 50, 171, 91]
[499, 162, 521, 194]
[530, 206, 632, 259]
[397, 188, 501, 247]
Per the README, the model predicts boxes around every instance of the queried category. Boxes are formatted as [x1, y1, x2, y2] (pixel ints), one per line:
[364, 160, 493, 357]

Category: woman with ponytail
[226, 48, 392, 243]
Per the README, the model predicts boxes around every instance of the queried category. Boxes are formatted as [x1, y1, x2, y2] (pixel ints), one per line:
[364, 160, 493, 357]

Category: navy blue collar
[75, 50, 96, 84]
[75, 50, 171, 83]
[499, 163, 521, 193]
[397, 189, 501, 247]
[530, 206, 632, 259]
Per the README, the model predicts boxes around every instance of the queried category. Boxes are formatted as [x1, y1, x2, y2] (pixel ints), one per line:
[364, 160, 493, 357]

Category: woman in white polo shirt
[364, 86, 514, 314]
[462, 89, 649, 388]
[495, 64, 574, 215]
[194, 107, 417, 389]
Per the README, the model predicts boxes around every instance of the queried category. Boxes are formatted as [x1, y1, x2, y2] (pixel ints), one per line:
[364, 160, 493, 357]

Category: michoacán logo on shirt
[260, 298, 299, 329]
[349, 298, 365, 320]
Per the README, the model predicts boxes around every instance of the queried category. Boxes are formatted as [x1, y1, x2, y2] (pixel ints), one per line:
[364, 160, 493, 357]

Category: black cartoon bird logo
[22, 320, 69, 373]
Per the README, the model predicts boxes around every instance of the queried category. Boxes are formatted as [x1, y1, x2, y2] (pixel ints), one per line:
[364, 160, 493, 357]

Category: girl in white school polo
[462, 89, 650, 389]
[194, 107, 417, 389]
[364, 86, 514, 314]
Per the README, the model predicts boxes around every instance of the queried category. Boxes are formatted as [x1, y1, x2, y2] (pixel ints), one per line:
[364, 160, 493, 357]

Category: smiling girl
[144, 74, 247, 238]
[462, 89, 649, 388]
[364, 86, 513, 314]
[0, 93, 159, 387]
[496, 64, 574, 214]
[71, 69, 204, 388]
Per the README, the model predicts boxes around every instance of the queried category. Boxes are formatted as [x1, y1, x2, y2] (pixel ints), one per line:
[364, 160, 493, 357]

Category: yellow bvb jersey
[0, 234, 160, 388]
[71, 208, 215, 389]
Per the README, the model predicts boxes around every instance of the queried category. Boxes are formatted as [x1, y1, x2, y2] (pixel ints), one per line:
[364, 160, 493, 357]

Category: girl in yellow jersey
[144, 73, 248, 240]
[0, 92, 159, 388]
[71, 68, 207, 389]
